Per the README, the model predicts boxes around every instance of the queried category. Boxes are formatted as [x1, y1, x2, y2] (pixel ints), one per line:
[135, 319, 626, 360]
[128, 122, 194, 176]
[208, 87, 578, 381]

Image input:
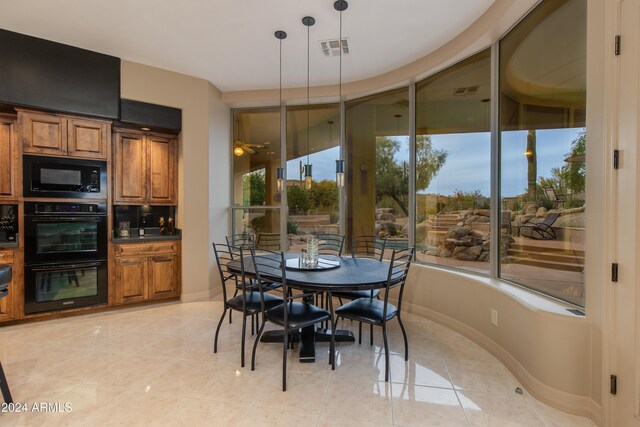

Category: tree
[375, 135, 447, 216]
[561, 129, 586, 193]
[287, 185, 311, 214]
[242, 170, 265, 206]
[309, 180, 339, 211]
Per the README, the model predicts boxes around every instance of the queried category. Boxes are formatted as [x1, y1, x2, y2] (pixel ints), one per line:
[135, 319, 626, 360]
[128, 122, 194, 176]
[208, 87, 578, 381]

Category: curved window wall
[415, 49, 491, 273]
[230, 0, 587, 306]
[345, 88, 410, 257]
[498, 0, 586, 306]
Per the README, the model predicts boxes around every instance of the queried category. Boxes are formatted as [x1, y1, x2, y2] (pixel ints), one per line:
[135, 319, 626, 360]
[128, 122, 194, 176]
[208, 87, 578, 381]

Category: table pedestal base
[260, 328, 355, 363]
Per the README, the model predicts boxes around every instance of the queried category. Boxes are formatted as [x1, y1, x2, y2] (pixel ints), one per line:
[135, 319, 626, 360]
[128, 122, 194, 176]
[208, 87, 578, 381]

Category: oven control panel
[25, 202, 107, 216]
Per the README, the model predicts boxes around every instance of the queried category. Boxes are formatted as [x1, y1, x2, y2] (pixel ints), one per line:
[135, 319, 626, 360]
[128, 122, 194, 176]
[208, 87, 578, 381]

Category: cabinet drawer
[114, 242, 179, 257]
[0, 250, 14, 264]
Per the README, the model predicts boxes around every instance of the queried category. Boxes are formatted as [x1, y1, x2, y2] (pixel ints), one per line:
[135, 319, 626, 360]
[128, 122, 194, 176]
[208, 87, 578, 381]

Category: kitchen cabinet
[112, 241, 181, 305]
[0, 116, 18, 199]
[113, 130, 177, 205]
[19, 110, 110, 159]
[0, 250, 16, 322]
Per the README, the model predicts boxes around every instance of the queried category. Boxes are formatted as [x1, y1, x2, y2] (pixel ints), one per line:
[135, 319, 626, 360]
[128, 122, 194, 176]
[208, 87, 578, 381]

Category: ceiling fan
[233, 139, 269, 156]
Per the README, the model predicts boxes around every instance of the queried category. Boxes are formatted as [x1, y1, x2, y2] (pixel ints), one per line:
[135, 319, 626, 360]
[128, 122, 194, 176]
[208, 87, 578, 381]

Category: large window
[345, 88, 410, 257]
[499, 0, 586, 306]
[415, 49, 491, 273]
[230, 0, 587, 306]
[232, 108, 282, 248]
[286, 104, 340, 251]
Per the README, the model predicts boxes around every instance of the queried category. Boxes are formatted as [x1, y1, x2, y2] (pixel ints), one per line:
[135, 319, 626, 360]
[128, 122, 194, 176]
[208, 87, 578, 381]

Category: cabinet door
[0, 251, 14, 321]
[114, 257, 148, 304]
[0, 118, 17, 199]
[147, 135, 177, 205]
[20, 112, 67, 155]
[148, 254, 179, 299]
[68, 118, 110, 159]
[114, 132, 147, 204]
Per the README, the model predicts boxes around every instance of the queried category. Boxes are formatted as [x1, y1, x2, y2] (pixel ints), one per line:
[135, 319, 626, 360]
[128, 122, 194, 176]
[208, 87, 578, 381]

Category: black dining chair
[213, 243, 283, 368]
[333, 235, 387, 344]
[335, 247, 414, 382]
[350, 235, 386, 261]
[0, 265, 13, 403]
[316, 234, 345, 256]
[226, 233, 255, 250]
[250, 248, 335, 391]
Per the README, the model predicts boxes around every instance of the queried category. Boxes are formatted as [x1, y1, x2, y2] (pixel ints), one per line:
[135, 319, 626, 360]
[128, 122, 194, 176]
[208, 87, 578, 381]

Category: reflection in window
[415, 49, 491, 274]
[286, 104, 340, 251]
[232, 108, 281, 242]
[345, 88, 409, 257]
[499, 0, 586, 306]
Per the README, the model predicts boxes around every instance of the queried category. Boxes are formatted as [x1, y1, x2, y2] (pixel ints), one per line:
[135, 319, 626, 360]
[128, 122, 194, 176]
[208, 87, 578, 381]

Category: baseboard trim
[400, 300, 598, 421]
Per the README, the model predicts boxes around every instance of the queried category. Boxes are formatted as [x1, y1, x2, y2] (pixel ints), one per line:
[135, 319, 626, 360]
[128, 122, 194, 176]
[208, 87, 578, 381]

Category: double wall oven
[23, 155, 109, 314]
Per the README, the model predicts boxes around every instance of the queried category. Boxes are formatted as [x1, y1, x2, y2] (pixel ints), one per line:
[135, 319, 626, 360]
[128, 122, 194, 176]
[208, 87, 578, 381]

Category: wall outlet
[491, 309, 498, 326]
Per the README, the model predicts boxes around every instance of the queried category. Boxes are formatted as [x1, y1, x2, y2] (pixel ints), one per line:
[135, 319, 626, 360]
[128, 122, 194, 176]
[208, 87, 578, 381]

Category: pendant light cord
[306, 21, 310, 170]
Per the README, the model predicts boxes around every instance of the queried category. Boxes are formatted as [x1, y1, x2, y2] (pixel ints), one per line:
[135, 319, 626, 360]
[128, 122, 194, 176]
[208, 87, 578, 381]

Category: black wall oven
[23, 155, 107, 199]
[24, 202, 108, 314]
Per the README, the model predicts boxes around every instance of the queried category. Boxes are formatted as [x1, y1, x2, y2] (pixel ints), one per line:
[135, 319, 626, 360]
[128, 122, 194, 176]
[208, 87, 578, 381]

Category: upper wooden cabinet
[19, 110, 110, 159]
[0, 116, 19, 199]
[113, 129, 177, 205]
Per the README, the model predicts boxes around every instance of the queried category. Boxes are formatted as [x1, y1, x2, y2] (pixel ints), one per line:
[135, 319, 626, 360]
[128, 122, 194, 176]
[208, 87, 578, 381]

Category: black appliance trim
[24, 259, 108, 315]
[23, 155, 107, 199]
[24, 202, 108, 264]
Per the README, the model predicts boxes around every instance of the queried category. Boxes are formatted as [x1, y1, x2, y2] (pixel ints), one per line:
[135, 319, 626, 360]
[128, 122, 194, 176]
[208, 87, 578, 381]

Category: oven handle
[31, 262, 103, 272]
[29, 217, 103, 223]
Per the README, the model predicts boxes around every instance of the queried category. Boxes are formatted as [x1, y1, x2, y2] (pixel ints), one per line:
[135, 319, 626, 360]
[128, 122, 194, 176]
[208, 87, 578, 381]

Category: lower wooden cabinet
[0, 250, 16, 322]
[112, 241, 181, 305]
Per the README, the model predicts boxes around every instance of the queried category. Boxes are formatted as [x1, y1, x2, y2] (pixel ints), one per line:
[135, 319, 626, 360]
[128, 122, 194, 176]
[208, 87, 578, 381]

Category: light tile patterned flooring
[0, 301, 597, 426]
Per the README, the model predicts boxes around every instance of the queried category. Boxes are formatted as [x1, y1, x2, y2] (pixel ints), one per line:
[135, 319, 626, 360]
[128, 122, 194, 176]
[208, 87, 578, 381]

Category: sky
[285, 128, 583, 198]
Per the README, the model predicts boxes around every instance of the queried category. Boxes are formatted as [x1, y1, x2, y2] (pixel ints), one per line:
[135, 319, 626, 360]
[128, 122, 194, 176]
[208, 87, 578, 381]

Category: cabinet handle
[121, 261, 143, 266]
[152, 258, 172, 263]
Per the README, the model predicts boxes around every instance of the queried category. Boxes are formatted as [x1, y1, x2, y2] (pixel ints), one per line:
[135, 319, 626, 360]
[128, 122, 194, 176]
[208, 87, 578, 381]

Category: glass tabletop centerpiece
[285, 236, 340, 271]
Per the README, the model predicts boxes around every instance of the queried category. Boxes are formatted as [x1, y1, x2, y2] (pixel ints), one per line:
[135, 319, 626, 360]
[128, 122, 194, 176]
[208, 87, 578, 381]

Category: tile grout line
[443, 359, 472, 427]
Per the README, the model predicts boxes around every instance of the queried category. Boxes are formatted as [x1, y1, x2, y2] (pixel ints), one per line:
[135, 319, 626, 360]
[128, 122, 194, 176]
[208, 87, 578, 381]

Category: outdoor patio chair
[544, 186, 565, 209]
[257, 232, 281, 250]
[521, 212, 561, 240]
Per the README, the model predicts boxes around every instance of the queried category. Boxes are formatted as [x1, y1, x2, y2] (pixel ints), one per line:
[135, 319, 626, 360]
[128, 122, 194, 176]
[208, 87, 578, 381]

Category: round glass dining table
[228, 253, 390, 362]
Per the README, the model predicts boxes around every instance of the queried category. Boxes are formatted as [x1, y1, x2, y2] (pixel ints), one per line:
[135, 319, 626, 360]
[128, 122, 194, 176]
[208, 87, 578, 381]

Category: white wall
[121, 61, 228, 301]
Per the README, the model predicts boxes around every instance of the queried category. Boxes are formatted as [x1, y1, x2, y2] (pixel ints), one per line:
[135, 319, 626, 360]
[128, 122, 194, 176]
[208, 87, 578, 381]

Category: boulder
[378, 212, 396, 222]
[446, 226, 471, 239]
[476, 209, 491, 217]
[477, 251, 490, 262]
[536, 207, 548, 218]
[469, 245, 483, 257]
[454, 247, 479, 261]
[525, 204, 539, 215]
[522, 202, 538, 214]
[562, 206, 585, 215]
[440, 247, 452, 258]
[415, 221, 429, 243]
[474, 216, 490, 223]
[470, 229, 486, 239]
[554, 212, 585, 228]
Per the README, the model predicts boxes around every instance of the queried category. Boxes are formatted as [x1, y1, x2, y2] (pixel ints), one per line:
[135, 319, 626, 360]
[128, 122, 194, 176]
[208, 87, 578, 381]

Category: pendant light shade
[335, 159, 345, 187]
[275, 30, 287, 193]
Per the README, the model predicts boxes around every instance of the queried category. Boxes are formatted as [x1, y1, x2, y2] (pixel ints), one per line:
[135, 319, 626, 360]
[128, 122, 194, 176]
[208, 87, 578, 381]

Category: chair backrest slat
[316, 234, 345, 257]
[226, 233, 255, 250]
[383, 247, 414, 318]
[351, 235, 386, 261]
[213, 242, 244, 302]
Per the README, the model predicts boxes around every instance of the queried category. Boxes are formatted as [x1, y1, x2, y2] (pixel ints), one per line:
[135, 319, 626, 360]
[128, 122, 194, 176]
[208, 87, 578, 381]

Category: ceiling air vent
[320, 38, 349, 56]
[453, 86, 479, 97]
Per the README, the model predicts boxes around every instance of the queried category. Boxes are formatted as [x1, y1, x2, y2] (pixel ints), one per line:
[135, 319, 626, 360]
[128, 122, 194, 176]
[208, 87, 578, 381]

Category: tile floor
[0, 301, 597, 426]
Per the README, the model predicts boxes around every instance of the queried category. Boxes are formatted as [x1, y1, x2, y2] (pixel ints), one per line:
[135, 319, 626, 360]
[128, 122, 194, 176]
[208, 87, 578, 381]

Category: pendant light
[334, 0, 348, 187]
[275, 30, 287, 193]
[303, 16, 315, 190]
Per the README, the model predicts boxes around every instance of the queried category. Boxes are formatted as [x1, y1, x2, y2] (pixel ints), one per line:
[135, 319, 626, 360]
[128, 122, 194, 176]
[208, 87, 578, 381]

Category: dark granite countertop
[112, 228, 181, 244]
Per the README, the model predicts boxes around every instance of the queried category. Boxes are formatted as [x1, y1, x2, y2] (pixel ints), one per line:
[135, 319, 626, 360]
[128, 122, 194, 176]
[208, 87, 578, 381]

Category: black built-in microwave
[23, 155, 107, 199]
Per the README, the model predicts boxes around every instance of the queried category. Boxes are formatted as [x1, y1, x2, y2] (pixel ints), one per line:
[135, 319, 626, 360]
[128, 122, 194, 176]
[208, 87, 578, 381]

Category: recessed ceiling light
[141, 127, 150, 131]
